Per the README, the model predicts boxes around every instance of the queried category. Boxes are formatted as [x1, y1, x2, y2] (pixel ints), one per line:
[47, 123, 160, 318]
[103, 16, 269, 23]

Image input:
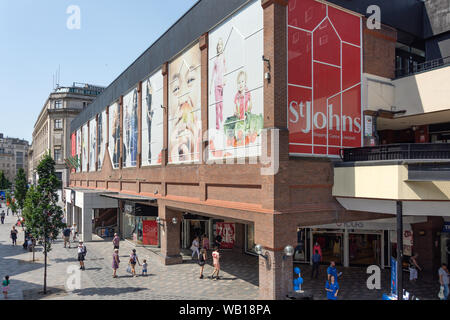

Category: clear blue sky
[0, 0, 198, 143]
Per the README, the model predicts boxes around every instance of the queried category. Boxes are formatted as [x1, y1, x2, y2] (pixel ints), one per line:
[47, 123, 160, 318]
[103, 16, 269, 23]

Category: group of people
[191, 234, 222, 280]
[111, 233, 148, 278]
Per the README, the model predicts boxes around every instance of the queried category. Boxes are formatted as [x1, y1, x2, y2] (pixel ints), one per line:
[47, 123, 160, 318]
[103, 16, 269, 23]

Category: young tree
[0, 171, 11, 190]
[23, 153, 65, 294]
[14, 168, 28, 214]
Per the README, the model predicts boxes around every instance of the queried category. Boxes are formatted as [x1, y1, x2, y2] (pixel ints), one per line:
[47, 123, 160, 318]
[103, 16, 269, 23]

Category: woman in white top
[191, 237, 200, 260]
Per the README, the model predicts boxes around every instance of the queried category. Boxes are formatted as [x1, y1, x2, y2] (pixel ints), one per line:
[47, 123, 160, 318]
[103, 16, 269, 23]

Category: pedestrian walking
[2, 276, 10, 299]
[201, 234, 209, 251]
[129, 249, 141, 277]
[113, 233, 120, 250]
[325, 275, 339, 300]
[63, 226, 71, 248]
[210, 246, 220, 280]
[10, 226, 18, 246]
[327, 261, 342, 281]
[191, 236, 200, 260]
[142, 260, 148, 276]
[311, 249, 321, 279]
[438, 263, 449, 300]
[409, 253, 422, 282]
[112, 249, 120, 278]
[198, 248, 207, 279]
[214, 234, 222, 249]
[71, 224, 78, 241]
[1, 210, 5, 224]
[77, 240, 87, 270]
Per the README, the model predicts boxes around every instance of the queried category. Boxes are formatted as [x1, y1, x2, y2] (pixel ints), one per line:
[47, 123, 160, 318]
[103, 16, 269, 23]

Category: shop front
[293, 217, 428, 268]
[181, 212, 238, 251]
[121, 201, 159, 246]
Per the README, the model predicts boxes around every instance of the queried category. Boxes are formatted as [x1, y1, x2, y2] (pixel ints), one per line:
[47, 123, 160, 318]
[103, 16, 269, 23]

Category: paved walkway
[0, 202, 443, 300]
[0, 202, 258, 300]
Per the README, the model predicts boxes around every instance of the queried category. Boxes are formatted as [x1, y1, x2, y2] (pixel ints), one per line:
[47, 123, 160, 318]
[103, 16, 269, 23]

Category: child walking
[142, 260, 148, 276]
[210, 246, 220, 280]
[2, 276, 10, 299]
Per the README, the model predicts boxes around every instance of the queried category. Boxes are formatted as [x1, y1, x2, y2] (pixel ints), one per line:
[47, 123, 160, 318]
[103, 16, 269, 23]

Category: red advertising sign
[143, 220, 158, 246]
[288, 0, 362, 156]
[216, 222, 235, 249]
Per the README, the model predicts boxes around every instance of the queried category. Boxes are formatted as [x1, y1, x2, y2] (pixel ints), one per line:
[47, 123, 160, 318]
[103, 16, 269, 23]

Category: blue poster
[391, 257, 397, 295]
[442, 222, 450, 233]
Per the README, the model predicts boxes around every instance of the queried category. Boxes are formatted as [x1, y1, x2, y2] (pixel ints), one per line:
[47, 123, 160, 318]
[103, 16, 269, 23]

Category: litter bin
[286, 291, 314, 300]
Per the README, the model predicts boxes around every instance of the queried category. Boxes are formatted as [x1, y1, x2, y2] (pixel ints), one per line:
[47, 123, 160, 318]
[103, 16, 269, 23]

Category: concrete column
[81, 205, 93, 242]
[158, 204, 183, 265]
[344, 230, 349, 267]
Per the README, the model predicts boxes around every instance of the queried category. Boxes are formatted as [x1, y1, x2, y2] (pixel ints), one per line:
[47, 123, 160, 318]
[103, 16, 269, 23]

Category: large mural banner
[108, 102, 121, 169]
[76, 129, 81, 173]
[97, 110, 107, 170]
[123, 87, 138, 168]
[89, 117, 97, 172]
[288, 0, 362, 157]
[168, 44, 202, 163]
[208, 0, 263, 159]
[81, 123, 88, 172]
[142, 70, 164, 166]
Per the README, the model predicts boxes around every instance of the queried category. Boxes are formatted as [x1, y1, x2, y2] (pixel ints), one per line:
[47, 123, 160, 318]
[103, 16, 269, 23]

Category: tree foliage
[23, 153, 65, 293]
[0, 171, 11, 189]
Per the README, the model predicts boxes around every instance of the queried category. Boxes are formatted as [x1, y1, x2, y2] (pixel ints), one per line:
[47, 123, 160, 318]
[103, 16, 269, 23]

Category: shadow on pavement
[71, 286, 147, 296]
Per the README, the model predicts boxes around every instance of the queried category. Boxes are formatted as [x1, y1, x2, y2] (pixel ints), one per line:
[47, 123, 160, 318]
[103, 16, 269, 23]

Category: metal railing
[341, 143, 450, 162]
[395, 56, 450, 78]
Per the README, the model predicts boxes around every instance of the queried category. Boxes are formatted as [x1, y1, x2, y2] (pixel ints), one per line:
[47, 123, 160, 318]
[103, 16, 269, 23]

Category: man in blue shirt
[325, 275, 339, 300]
[327, 261, 342, 281]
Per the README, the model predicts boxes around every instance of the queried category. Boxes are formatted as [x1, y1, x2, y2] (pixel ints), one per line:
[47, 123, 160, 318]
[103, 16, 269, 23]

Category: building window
[54, 149, 62, 162]
[54, 100, 63, 109]
[54, 119, 63, 129]
[83, 101, 88, 108]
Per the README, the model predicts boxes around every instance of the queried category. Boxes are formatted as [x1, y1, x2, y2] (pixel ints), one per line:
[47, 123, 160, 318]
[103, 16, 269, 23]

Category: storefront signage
[143, 220, 158, 245]
[364, 115, 373, 137]
[288, 0, 362, 157]
[216, 222, 235, 249]
[390, 256, 397, 295]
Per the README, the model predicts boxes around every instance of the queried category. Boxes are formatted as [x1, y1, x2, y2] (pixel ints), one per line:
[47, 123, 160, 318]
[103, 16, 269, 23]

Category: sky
[0, 0, 198, 143]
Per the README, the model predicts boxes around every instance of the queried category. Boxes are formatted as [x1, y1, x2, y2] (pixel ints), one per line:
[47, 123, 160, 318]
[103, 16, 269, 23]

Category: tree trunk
[44, 241, 47, 294]
[32, 245, 35, 262]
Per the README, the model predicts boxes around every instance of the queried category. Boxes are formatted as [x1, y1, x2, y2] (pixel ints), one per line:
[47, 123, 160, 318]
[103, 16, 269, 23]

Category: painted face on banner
[168, 45, 201, 163]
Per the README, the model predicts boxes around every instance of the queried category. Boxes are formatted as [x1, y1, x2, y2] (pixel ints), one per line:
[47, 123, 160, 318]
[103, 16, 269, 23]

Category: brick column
[255, 213, 297, 300]
[261, 0, 290, 212]
[119, 95, 124, 170]
[199, 33, 208, 164]
[161, 62, 169, 167]
[158, 203, 183, 265]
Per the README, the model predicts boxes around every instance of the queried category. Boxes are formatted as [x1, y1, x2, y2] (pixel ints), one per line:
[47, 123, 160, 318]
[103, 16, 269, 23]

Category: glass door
[312, 232, 344, 265]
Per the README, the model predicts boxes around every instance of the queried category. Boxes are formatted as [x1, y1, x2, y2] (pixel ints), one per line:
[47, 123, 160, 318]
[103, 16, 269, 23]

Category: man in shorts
[63, 226, 72, 248]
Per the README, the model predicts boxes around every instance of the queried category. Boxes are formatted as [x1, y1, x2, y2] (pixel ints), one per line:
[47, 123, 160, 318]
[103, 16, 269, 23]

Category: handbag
[126, 265, 132, 274]
[438, 286, 444, 299]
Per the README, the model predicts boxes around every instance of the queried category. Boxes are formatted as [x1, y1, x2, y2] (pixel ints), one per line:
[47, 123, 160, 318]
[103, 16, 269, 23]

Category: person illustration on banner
[145, 79, 154, 164]
[210, 37, 226, 130]
[168, 48, 201, 163]
[129, 89, 138, 165]
[112, 107, 120, 168]
[97, 113, 103, 168]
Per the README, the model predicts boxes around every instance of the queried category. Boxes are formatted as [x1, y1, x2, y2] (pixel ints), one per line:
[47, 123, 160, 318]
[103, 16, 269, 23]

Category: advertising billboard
[97, 110, 107, 170]
[142, 69, 164, 166]
[108, 102, 121, 169]
[216, 222, 235, 249]
[89, 117, 97, 172]
[208, 0, 264, 160]
[168, 43, 202, 164]
[123, 87, 139, 168]
[81, 123, 88, 172]
[288, 0, 362, 157]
